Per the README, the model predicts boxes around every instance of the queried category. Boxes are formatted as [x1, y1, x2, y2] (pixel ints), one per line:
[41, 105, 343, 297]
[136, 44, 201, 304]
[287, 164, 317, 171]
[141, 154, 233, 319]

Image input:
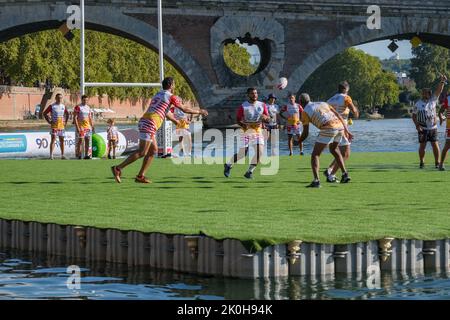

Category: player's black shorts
[418, 128, 438, 143]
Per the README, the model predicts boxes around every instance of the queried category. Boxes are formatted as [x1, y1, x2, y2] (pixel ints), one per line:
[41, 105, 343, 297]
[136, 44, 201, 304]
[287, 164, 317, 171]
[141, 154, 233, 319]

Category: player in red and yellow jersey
[74, 95, 94, 159]
[280, 93, 304, 156]
[438, 91, 450, 170]
[224, 87, 269, 179]
[298, 93, 352, 188]
[111, 77, 208, 184]
[324, 81, 359, 182]
[43, 93, 69, 160]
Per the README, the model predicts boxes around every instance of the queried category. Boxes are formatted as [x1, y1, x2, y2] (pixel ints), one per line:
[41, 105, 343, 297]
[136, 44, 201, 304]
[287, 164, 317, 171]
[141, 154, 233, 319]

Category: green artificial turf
[0, 153, 449, 251]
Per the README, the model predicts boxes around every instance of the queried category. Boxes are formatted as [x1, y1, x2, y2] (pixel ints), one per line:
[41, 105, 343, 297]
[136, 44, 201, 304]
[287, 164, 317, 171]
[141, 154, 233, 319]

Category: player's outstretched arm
[176, 103, 208, 117]
[349, 102, 360, 119]
[434, 74, 447, 99]
[298, 124, 309, 143]
[166, 111, 180, 126]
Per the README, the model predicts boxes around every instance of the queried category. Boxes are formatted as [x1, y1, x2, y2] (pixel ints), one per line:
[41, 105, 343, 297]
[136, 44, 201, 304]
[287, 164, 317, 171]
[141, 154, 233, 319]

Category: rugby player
[298, 93, 352, 188]
[74, 95, 94, 159]
[43, 93, 69, 160]
[324, 81, 359, 182]
[111, 77, 208, 183]
[412, 74, 447, 169]
[280, 93, 304, 156]
[223, 88, 269, 179]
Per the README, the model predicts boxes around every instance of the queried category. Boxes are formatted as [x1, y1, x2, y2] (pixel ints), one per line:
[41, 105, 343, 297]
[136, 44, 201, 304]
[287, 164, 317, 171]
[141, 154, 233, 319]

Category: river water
[1, 249, 450, 300]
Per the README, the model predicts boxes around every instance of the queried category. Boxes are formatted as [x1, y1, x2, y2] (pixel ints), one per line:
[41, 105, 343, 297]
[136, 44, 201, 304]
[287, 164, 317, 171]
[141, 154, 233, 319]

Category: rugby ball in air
[277, 77, 288, 90]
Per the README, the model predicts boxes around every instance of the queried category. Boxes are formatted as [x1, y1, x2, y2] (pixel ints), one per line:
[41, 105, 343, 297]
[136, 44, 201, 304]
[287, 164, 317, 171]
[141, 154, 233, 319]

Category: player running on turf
[43, 93, 69, 160]
[412, 74, 447, 169]
[280, 93, 304, 156]
[74, 95, 94, 159]
[223, 88, 269, 179]
[324, 81, 359, 183]
[298, 93, 352, 188]
[111, 77, 208, 184]
[438, 89, 450, 171]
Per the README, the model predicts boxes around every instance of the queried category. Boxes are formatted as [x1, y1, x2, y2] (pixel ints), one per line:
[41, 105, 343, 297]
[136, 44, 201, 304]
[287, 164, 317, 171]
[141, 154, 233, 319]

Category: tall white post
[157, 0, 164, 82]
[80, 0, 85, 96]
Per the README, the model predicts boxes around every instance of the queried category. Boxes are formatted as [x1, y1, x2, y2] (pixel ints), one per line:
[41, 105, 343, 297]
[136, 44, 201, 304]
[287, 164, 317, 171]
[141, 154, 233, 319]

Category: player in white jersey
[171, 106, 192, 157]
[412, 74, 446, 169]
[264, 93, 280, 156]
[224, 88, 269, 179]
[43, 93, 69, 160]
[324, 81, 359, 182]
[74, 95, 94, 159]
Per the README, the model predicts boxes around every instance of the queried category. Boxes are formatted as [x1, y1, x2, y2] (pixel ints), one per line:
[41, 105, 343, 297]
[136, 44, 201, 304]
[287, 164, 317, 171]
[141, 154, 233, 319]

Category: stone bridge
[1, 0, 449, 126]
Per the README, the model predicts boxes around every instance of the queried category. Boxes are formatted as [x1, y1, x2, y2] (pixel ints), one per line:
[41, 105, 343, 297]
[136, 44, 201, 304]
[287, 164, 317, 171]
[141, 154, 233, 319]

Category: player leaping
[111, 77, 208, 183]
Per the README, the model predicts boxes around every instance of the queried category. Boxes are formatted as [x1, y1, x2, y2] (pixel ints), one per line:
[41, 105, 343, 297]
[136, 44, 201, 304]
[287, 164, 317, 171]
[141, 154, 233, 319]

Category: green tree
[300, 48, 400, 111]
[0, 30, 196, 103]
[223, 42, 257, 76]
[410, 43, 449, 90]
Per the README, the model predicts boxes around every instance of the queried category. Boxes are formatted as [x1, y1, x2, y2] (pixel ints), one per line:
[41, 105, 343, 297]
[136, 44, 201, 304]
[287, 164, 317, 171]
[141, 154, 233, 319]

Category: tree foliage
[410, 43, 450, 90]
[300, 48, 400, 110]
[223, 42, 257, 76]
[0, 30, 196, 102]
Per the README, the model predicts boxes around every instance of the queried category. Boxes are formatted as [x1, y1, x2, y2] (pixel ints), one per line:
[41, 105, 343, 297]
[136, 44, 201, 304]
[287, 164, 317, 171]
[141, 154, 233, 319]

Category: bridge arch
[287, 17, 450, 95]
[0, 3, 212, 105]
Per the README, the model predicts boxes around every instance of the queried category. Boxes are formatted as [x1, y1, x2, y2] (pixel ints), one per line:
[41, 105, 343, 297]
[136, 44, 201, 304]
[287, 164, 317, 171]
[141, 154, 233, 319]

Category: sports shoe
[84, 156, 91, 160]
[135, 175, 151, 184]
[108, 155, 112, 159]
[49, 156, 54, 160]
[300, 151, 304, 156]
[111, 166, 122, 183]
[323, 168, 331, 179]
[327, 175, 339, 183]
[435, 164, 440, 169]
[439, 166, 446, 171]
[306, 180, 321, 188]
[244, 171, 253, 179]
[419, 162, 425, 169]
[224, 164, 232, 178]
[341, 172, 351, 183]
[61, 155, 67, 160]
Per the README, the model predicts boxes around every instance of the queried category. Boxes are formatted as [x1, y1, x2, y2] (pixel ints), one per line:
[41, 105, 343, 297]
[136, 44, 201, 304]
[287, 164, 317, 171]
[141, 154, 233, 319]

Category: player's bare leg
[136, 136, 157, 183]
[59, 136, 66, 159]
[329, 142, 350, 183]
[439, 140, 450, 170]
[224, 147, 248, 178]
[288, 135, 294, 156]
[49, 135, 56, 159]
[431, 141, 441, 168]
[329, 145, 350, 176]
[112, 139, 151, 183]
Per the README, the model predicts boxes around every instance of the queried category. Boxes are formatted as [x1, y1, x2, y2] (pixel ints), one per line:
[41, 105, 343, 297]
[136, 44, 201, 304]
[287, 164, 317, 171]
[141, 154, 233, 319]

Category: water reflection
[1, 249, 450, 300]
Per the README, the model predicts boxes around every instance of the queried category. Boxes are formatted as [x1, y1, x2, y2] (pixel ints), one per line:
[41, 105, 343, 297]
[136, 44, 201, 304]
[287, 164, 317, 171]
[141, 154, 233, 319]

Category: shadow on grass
[196, 209, 227, 213]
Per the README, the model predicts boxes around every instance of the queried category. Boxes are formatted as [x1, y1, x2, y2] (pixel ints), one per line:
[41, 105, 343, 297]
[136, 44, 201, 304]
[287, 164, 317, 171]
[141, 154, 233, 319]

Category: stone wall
[0, 86, 147, 120]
